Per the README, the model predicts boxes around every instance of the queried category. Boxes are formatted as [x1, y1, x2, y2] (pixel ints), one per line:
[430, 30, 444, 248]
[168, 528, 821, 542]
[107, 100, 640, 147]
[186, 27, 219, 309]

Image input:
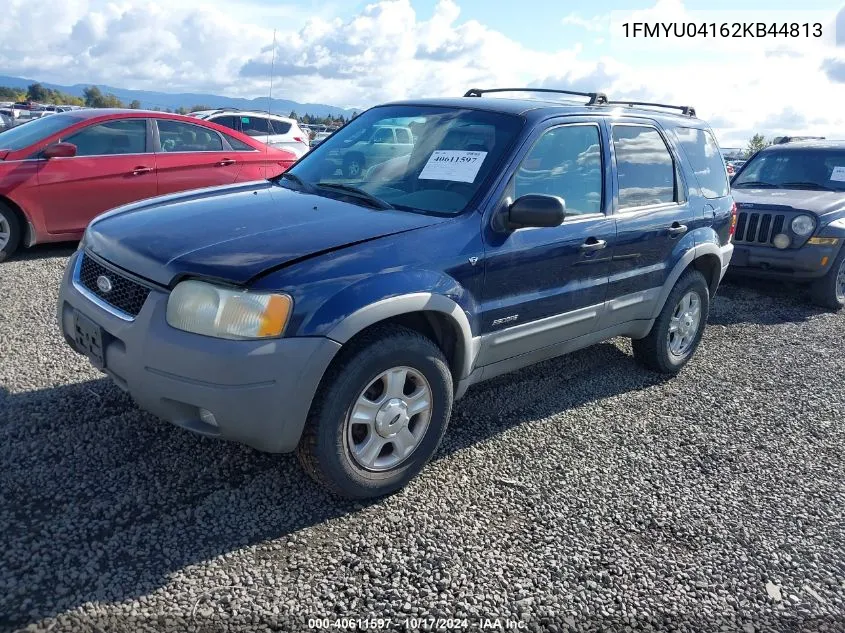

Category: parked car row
[3, 88, 843, 500]
[0, 109, 297, 261]
[188, 108, 311, 158]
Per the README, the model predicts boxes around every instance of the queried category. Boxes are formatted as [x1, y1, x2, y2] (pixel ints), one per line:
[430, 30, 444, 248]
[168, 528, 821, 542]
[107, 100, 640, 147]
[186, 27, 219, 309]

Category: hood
[731, 188, 845, 217]
[86, 181, 445, 286]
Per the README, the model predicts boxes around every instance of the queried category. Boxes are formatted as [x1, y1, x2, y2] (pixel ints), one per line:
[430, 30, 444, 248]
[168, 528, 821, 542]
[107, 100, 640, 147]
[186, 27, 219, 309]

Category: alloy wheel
[0, 215, 10, 251]
[667, 291, 702, 357]
[346, 366, 433, 471]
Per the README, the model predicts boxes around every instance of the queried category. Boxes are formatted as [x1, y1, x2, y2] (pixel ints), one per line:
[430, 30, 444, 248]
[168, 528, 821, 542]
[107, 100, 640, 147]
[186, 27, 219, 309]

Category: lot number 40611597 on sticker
[418, 150, 488, 183]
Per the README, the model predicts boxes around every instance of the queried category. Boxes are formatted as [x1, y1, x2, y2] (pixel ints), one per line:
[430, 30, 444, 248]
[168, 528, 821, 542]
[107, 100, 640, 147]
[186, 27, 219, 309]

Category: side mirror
[506, 194, 566, 230]
[43, 142, 77, 159]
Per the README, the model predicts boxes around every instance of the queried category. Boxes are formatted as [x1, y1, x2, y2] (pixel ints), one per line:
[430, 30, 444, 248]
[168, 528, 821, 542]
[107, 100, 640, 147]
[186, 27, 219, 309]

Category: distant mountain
[0, 75, 356, 118]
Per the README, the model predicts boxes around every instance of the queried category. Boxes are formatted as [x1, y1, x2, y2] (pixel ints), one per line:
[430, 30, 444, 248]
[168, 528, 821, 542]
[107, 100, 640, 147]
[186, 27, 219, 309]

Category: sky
[1, 0, 844, 146]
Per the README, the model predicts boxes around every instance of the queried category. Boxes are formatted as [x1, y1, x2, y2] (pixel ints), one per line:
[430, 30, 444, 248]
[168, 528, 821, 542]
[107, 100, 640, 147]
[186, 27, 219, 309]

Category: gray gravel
[1, 245, 844, 633]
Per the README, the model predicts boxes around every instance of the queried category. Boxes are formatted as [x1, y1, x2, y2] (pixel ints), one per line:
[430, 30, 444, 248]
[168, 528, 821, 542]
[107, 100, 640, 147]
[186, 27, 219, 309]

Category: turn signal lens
[807, 237, 839, 246]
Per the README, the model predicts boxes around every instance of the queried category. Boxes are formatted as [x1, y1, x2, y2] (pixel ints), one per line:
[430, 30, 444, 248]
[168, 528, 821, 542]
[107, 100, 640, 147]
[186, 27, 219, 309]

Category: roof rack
[463, 87, 608, 106]
[772, 135, 825, 145]
[604, 100, 696, 117]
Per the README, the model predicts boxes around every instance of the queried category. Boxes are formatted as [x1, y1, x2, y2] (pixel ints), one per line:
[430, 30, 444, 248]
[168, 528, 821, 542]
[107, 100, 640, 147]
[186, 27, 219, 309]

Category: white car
[189, 109, 310, 158]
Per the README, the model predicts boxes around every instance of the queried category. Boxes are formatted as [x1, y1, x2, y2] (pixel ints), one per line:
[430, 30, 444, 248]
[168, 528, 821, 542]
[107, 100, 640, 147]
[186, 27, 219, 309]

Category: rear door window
[156, 120, 224, 152]
[223, 133, 256, 151]
[241, 117, 272, 137]
[675, 127, 730, 198]
[208, 115, 240, 131]
[269, 120, 292, 135]
[612, 125, 678, 209]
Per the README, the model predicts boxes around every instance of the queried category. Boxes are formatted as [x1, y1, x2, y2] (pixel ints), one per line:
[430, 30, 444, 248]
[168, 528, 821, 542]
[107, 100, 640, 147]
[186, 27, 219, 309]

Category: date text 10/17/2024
[307, 617, 529, 630]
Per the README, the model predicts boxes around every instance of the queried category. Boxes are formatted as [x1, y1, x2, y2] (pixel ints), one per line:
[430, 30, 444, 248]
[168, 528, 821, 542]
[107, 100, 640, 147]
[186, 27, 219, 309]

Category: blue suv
[57, 88, 735, 498]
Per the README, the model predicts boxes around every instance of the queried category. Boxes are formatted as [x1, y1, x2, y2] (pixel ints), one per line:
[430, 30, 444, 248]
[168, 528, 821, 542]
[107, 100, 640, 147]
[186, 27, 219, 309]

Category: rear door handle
[131, 166, 153, 175]
[217, 158, 236, 166]
[580, 238, 607, 252]
[667, 222, 688, 238]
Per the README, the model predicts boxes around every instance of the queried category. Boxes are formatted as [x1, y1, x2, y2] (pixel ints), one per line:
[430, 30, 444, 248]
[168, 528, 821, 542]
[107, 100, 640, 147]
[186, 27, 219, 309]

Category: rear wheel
[632, 269, 710, 374]
[296, 324, 453, 499]
[810, 248, 845, 310]
[0, 203, 22, 263]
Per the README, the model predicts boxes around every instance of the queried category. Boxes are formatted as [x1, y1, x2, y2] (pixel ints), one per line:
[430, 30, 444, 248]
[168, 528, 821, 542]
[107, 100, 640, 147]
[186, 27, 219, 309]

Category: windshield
[279, 105, 524, 215]
[733, 148, 845, 191]
[0, 111, 86, 151]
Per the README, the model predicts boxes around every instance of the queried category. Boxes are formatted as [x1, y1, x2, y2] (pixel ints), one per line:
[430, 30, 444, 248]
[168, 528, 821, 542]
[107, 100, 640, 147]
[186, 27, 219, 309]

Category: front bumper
[57, 251, 341, 453]
[728, 241, 841, 281]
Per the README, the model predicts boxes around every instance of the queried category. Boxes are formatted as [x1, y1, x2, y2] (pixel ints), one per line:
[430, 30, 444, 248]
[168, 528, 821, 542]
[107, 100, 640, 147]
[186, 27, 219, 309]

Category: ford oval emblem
[96, 275, 113, 294]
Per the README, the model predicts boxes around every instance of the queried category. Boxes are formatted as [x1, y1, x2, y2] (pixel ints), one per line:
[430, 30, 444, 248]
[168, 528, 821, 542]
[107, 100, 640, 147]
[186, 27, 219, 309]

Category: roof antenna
[267, 29, 276, 157]
[268, 29, 276, 117]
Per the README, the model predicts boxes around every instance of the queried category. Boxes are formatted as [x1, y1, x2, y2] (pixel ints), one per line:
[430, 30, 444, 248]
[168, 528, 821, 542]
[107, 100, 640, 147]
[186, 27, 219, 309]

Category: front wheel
[296, 324, 453, 499]
[810, 248, 845, 310]
[0, 203, 22, 263]
[632, 269, 710, 374]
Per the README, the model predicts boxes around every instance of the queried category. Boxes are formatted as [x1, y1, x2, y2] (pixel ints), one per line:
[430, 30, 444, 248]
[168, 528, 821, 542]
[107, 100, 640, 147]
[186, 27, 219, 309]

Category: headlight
[166, 280, 292, 340]
[791, 215, 815, 237]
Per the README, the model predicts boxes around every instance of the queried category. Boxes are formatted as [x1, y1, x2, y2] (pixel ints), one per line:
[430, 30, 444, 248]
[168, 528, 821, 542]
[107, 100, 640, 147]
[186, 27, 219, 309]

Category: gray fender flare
[326, 292, 478, 380]
[650, 243, 726, 320]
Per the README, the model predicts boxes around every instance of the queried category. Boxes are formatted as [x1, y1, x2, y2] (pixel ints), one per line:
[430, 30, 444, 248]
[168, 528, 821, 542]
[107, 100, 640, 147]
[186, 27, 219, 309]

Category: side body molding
[326, 292, 480, 384]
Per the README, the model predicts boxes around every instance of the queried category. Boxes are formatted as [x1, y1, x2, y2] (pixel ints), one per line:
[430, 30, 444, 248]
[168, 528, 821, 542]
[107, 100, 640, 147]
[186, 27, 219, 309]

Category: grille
[734, 210, 788, 245]
[78, 253, 151, 317]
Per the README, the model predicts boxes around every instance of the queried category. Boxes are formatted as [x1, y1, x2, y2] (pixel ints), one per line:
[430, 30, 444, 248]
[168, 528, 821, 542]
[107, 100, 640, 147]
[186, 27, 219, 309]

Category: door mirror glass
[43, 142, 77, 158]
[508, 194, 566, 230]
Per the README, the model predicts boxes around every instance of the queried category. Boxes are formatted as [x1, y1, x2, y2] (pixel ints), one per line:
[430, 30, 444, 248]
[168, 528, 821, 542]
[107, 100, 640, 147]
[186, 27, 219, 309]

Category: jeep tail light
[729, 201, 738, 238]
[293, 136, 306, 143]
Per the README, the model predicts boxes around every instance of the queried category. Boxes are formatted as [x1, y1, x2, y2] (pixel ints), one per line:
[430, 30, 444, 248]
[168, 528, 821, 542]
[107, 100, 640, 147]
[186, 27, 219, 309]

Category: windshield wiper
[780, 181, 835, 191]
[277, 172, 316, 193]
[733, 180, 781, 188]
[315, 182, 395, 210]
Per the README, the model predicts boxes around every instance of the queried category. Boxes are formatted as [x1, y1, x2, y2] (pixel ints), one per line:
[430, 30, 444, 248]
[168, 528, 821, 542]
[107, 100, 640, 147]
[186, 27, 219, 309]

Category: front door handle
[216, 158, 236, 166]
[131, 166, 153, 175]
[667, 222, 688, 238]
[580, 237, 607, 252]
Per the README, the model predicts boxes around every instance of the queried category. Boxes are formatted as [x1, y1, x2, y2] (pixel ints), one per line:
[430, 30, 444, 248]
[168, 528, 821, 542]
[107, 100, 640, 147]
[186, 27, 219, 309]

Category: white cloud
[561, 13, 606, 32]
[0, 0, 842, 144]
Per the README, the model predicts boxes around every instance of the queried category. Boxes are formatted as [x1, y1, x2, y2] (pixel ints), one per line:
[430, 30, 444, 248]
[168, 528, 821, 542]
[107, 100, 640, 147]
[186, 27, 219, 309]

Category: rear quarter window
[674, 127, 730, 198]
[270, 120, 292, 135]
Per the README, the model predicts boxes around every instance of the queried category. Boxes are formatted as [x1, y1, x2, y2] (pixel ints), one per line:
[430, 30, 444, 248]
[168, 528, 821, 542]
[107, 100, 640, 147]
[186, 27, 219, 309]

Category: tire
[0, 203, 22, 263]
[296, 324, 453, 499]
[632, 269, 710, 374]
[810, 248, 845, 310]
[342, 154, 364, 178]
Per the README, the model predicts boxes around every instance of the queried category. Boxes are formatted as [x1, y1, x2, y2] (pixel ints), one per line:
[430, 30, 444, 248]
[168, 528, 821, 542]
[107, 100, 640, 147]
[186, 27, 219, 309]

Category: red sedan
[0, 109, 297, 261]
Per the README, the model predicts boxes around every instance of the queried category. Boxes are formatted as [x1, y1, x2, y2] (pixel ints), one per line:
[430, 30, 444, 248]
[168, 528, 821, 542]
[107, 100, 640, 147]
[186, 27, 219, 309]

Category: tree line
[2, 82, 352, 126]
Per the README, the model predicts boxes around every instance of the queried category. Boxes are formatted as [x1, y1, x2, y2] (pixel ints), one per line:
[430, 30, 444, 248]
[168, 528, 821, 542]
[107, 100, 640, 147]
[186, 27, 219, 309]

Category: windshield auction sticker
[419, 150, 488, 183]
[830, 166, 845, 182]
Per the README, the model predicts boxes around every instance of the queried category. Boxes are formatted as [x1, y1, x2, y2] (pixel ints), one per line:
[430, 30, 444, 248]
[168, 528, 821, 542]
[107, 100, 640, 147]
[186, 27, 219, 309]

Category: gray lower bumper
[57, 251, 341, 453]
[729, 241, 841, 281]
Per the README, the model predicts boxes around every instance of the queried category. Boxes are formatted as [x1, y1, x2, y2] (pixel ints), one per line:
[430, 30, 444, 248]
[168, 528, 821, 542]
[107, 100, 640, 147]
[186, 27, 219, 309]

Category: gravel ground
[1, 244, 844, 633]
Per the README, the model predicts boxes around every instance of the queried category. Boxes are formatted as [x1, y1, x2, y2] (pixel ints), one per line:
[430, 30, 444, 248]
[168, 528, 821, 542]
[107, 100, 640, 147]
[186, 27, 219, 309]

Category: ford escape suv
[729, 139, 845, 309]
[57, 88, 735, 499]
